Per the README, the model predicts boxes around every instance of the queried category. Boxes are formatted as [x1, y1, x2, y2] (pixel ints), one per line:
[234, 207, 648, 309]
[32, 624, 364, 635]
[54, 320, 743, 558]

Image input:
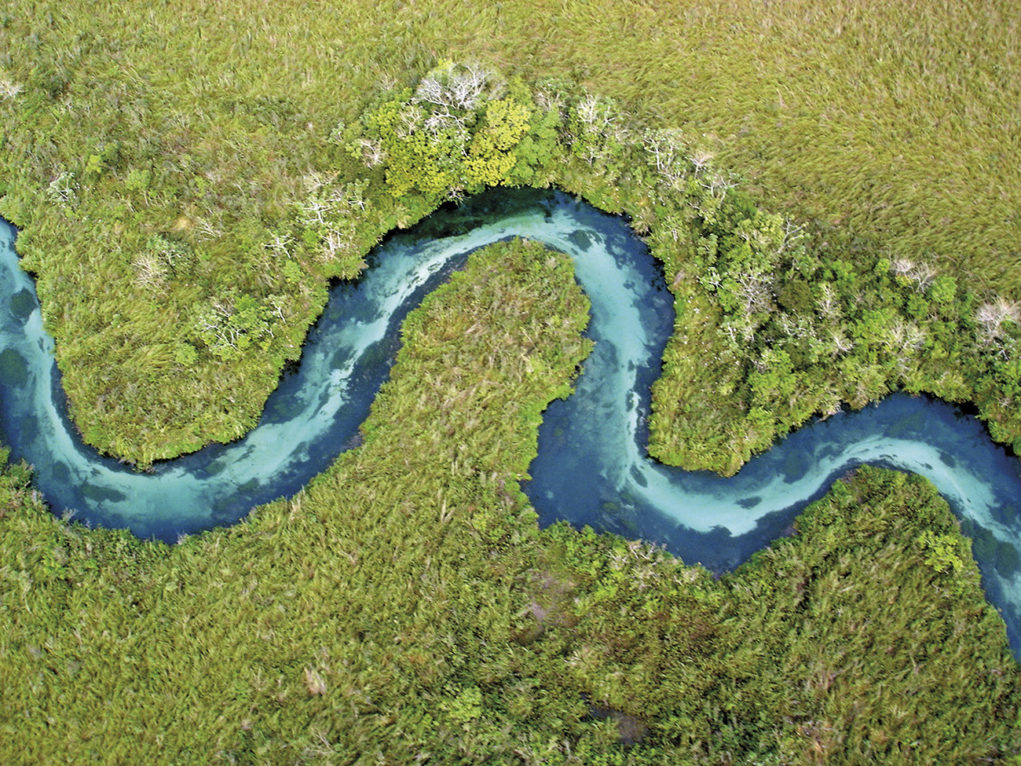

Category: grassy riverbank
[1, 241, 1017, 762]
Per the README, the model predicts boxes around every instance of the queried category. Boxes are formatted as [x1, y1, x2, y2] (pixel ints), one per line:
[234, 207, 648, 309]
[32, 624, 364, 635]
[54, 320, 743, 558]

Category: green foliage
[172, 341, 198, 367]
[358, 91, 456, 197]
[719, 467, 1020, 764]
[917, 529, 967, 578]
[192, 289, 276, 361]
[0, 7, 1019, 760]
[465, 97, 534, 185]
[351, 63, 557, 201]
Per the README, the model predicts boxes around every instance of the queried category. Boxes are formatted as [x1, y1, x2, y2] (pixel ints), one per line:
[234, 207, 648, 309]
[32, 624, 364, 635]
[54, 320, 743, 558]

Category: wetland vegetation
[0, 1, 1020, 761]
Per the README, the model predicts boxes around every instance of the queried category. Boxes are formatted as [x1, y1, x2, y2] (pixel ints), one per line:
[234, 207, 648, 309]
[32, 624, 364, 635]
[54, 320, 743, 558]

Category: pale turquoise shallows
[0, 189, 1019, 652]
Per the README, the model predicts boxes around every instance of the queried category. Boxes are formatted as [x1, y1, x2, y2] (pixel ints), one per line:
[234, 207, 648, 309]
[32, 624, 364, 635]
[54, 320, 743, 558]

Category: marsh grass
[0, 242, 1016, 762]
[0, 3, 1020, 759]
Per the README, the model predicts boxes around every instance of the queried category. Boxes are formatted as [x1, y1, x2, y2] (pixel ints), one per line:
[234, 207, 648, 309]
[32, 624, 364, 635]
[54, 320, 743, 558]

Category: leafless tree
[198, 296, 241, 351]
[643, 129, 690, 188]
[888, 319, 926, 352]
[265, 233, 293, 259]
[817, 283, 840, 321]
[890, 257, 936, 291]
[299, 196, 328, 227]
[890, 258, 915, 279]
[534, 83, 565, 117]
[909, 262, 936, 291]
[194, 217, 223, 241]
[355, 137, 386, 167]
[688, 149, 714, 176]
[571, 94, 621, 166]
[777, 314, 818, 342]
[395, 104, 424, 140]
[828, 329, 854, 356]
[737, 273, 772, 317]
[46, 171, 77, 206]
[576, 94, 610, 131]
[699, 170, 736, 200]
[781, 218, 807, 253]
[133, 252, 167, 289]
[885, 320, 927, 375]
[977, 297, 1020, 343]
[321, 230, 350, 263]
[0, 76, 22, 100]
[268, 296, 287, 323]
[414, 63, 494, 113]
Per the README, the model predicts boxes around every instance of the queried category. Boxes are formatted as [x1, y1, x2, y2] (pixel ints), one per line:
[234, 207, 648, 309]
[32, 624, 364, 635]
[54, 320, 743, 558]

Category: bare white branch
[0, 77, 22, 100]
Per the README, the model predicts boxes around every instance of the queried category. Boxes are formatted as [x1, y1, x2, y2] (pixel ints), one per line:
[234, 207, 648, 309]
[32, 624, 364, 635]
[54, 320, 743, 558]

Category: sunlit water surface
[1, 189, 1019, 652]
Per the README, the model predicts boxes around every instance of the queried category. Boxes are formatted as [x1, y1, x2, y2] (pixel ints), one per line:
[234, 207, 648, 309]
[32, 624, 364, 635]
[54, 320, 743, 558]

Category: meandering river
[1, 188, 1019, 651]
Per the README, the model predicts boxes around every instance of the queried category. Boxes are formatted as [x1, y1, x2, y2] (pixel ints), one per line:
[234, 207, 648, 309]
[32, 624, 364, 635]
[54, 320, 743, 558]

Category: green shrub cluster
[644, 183, 1021, 472]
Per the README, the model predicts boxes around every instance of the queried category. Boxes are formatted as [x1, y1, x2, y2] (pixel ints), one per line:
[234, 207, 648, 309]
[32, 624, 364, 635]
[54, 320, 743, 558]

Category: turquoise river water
[1, 188, 1019, 652]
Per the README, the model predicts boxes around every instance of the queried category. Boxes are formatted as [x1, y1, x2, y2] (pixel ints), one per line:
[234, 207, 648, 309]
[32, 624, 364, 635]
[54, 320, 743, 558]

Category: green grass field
[0, 1, 1020, 761]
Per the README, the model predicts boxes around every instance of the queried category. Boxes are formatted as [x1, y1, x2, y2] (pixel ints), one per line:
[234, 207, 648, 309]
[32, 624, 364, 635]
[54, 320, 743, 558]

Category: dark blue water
[1, 188, 1019, 652]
